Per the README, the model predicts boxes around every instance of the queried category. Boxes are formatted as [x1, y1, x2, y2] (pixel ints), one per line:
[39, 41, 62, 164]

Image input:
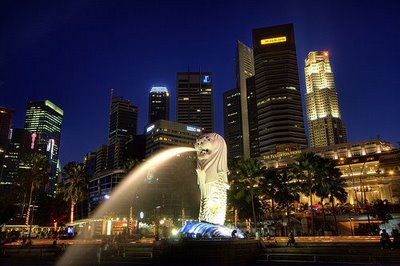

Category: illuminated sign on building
[262, 150, 301, 160]
[202, 75, 211, 84]
[260, 36, 287, 45]
[186, 126, 201, 133]
[47, 139, 55, 159]
[146, 124, 155, 133]
[31, 132, 37, 150]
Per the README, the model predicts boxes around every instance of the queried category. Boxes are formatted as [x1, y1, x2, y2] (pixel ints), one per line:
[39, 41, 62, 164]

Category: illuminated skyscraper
[148, 86, 170, 124]
[108, 95, 138, 169]
[236, 41, 254, 159]
[0, 107, 14, 189]
[252, 24, 307, 155]
[0, 107, 13, 148]
[223, 88, 243, 162]
[305, 51, 347, 147]
[24, 100, 64, 195]
[176, 71, 213, 133]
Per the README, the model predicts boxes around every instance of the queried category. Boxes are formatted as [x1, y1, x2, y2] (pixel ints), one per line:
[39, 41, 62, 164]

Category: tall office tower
[0, 107, 13, 187]
[252, 24, 307, 155]
[95, 144, 108, 175]
[145, 120, 202, 157]
[108, 95, 138, 170]
[246, 76, 260, 158]
[176, 71, 214, 133]
[24, 100, 63, 194]
[223, 88, 243, 163]
[305, 51, 347, 147]
[148, 86, 170, 124]
[144, 119, 201, 219]
[0, 107, 13, 148]
[236, 41, 254, 159]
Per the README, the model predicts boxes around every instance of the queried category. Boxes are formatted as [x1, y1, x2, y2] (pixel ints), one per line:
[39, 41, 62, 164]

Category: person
[286, 232, 295, 247]
[231, 229, 237, 239]
[391, 229, 400, 248]
[380, 229, 391, 249]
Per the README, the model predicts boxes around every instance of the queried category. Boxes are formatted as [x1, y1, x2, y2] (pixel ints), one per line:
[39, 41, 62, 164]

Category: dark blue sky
[1, 0, 399, 165]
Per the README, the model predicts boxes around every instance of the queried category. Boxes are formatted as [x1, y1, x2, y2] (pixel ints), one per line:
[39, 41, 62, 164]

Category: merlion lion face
[195, 133, 217, 161]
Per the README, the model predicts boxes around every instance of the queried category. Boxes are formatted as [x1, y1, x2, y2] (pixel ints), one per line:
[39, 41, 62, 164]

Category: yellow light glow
[260, 36, 287, 45]
[171, 228, 178, 236]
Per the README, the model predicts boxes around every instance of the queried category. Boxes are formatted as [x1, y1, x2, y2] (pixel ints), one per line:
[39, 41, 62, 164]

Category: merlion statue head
[194, 133, 228, 175]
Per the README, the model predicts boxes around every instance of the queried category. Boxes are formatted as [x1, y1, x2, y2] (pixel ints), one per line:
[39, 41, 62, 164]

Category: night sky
[1, 0, 399, 165]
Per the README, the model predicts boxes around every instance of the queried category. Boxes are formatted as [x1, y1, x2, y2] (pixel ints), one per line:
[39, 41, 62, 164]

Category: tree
[263, 169, 300, 235]
[17, 152, 49, 231]
[228, 158, 266, 234]
[314, 158, 347, 234]
[57, 162, 88, 224]
[370, 199, 393, 229]
[293, 152, 326, 235]
[123, 158, 140, 174]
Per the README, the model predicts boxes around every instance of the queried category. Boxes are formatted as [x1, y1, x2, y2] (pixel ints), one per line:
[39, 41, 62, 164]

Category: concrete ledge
[153, 239, 259, 265]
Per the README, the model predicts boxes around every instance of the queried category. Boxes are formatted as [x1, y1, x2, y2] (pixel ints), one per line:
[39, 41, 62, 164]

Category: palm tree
[229, 158, 266, 234]
[263, 169, 300, 235]
[57, 162, 88, 224]
[314, 158, 347, 234]
[123, 158, 140, 174]
[293, 152, 325, 235]
[18, 152, 49, 231]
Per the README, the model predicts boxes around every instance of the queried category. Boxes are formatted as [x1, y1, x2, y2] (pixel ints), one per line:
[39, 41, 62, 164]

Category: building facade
[108, 96, 138, 170]
[144, 119, 202, 219]
[24, 100, 64, 195]
[236, 41, 254, 159]
[0, 107, 13, 148]
[252, 24, 307, 156]
[261, 139, 400, 205]
[0, 107, 14, 189]
[223, 88, 243, 163]
[305, 51, 347, 147]
[176, 71, 213, 133]
[148, 86, 170, 124]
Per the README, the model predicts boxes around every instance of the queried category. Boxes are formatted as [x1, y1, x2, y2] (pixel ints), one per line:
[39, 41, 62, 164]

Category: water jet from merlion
[57, 134, 245, 266]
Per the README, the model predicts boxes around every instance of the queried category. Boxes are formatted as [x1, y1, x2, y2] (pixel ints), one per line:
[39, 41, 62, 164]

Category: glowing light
[179, 221, 245, 239]
[146, 124, 155, 132]
[324, 51, 329, 56]
[150, 86, 168, 93]
[171, 228, 178, 236]
[260, 36, 287, 45]
[106, 220, 112, 235]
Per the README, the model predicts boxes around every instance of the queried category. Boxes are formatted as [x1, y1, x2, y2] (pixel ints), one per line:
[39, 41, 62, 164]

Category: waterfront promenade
[1, 236, 399, 265]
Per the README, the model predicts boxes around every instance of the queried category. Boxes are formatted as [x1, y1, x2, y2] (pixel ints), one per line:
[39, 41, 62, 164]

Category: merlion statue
[194, 133, 229, 225]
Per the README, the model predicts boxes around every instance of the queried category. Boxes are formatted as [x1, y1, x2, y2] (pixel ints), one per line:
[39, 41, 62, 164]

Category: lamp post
[154, 206, 161, 241]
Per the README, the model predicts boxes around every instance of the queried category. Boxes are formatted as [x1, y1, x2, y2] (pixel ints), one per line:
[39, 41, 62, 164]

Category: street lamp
[155, 206, 161, 241]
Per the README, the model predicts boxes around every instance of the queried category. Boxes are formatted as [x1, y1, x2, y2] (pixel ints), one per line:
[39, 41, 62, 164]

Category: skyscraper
[252, 24, 307, 155]
[0, 107, 13, 148]
[24, 100, 64, 194]
[305, 51, 347, 147]
[148, 86, 170, 124]
[108, 95, 138, 170]
[223, 88, 243, 163]
[236, 41, 254, 159]
[176, 71, 213, 133]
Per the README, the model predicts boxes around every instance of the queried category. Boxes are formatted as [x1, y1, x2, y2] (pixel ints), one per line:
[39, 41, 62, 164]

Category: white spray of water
[57, 146, 195, 265]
